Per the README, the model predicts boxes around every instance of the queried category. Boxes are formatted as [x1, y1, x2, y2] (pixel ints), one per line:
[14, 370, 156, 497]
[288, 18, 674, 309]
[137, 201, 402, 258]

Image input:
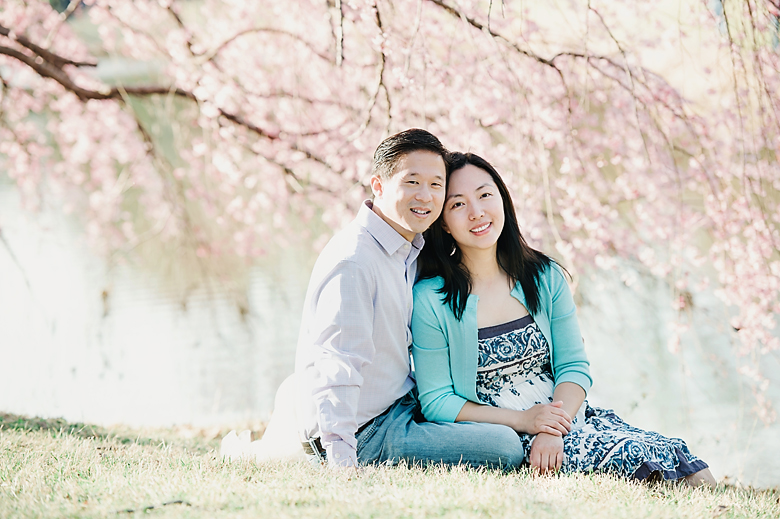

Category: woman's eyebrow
[446, 183, 494, 201]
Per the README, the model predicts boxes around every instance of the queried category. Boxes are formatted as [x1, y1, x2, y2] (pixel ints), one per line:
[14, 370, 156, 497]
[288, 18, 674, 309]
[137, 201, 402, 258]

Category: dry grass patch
[1, 414, 778, 518]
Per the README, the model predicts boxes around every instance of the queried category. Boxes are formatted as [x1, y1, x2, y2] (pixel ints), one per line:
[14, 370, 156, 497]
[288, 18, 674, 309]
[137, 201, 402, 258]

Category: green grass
[1, 414, 778, 518]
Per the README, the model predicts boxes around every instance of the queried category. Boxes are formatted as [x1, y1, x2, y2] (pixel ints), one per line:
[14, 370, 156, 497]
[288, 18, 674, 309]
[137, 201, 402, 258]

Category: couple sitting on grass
[235, 128, 715, 486]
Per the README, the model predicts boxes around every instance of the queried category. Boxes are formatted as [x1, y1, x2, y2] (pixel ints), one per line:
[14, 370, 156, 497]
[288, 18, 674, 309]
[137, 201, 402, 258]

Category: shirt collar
[357, 200, 425, 256]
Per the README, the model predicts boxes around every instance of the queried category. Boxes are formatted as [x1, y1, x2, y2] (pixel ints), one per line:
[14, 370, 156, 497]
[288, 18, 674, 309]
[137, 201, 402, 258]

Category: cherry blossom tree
[1, 0, 778, 420]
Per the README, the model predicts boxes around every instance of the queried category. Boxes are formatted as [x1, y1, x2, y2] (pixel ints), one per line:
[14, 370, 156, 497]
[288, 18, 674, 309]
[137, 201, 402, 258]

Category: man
[295, 129, 524, 468]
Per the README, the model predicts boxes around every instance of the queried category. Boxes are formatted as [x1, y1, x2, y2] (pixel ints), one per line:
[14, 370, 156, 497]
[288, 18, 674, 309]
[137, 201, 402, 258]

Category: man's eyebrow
[404, 172, 445, 181]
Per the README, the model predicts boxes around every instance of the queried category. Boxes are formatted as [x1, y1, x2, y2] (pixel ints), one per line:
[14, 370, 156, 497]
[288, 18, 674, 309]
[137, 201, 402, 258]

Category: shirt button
[335, 453, 341, 459]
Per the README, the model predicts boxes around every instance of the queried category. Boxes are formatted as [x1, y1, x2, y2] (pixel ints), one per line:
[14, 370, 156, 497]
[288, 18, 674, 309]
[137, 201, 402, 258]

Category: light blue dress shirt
[295, 200, 421, 466]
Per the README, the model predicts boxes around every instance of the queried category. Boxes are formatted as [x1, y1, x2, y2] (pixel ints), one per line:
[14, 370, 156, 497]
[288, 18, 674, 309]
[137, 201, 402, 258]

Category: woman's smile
[470, 222, 491, 235]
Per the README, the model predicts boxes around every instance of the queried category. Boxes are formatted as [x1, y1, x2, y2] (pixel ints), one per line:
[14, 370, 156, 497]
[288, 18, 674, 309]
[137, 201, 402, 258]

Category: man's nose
[416, 185, 433, 202]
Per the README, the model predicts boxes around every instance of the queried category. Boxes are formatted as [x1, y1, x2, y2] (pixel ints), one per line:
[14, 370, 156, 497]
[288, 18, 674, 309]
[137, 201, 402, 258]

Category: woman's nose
[469, 204, 484, 220]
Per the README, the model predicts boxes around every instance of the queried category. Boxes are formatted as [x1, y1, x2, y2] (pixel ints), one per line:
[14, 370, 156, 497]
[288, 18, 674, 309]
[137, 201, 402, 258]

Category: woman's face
[441, 164, 505, 255]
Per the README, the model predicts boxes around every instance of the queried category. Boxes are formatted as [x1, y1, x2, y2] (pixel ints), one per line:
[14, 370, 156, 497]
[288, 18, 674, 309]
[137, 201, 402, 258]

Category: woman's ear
[441, 220, 450, 234]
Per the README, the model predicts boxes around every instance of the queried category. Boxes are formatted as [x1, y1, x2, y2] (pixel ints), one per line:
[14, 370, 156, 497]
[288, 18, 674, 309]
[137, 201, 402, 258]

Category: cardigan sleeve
[547, 264, 593, 394]
[411, 284, 468, 423]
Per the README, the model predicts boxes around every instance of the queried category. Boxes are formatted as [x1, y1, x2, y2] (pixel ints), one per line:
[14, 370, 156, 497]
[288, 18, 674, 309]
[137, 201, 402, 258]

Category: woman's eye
[481, 192, 493, 198]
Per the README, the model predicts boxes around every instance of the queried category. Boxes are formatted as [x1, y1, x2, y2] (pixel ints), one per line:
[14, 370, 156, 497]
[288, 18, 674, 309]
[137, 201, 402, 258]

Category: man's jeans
[355, 390, 524, 470]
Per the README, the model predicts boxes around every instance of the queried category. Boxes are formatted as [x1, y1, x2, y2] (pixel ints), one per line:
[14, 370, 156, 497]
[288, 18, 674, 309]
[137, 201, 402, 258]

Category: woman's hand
[529, 432, 564, 474]
[518, 401, 572, 436]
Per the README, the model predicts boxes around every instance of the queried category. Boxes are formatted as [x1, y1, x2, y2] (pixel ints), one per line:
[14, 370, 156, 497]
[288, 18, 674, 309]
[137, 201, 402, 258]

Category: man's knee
[455, 423, 524, 470]
[483, 425, 525, 469]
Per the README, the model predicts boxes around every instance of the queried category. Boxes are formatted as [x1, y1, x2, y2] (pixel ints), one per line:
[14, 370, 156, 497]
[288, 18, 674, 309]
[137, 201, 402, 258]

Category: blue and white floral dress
[477, 315, 708, 480]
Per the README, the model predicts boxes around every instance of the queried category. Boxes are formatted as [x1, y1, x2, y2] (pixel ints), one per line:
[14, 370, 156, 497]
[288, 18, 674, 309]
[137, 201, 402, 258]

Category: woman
[411, 152, 715, 485]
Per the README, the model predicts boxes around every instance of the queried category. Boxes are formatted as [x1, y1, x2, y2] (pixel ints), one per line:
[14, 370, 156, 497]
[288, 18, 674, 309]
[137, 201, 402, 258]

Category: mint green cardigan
[411, 263, 592, 423]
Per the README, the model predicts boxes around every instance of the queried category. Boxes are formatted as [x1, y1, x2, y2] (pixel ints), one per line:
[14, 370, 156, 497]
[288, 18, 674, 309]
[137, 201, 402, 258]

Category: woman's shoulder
[538, 259, 568, 285]
[414, 276, 445, 296]
[412, 277, 449, 322]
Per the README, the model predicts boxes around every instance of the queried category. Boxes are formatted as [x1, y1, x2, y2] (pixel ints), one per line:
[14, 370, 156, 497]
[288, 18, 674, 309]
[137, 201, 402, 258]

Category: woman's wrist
[512, 409, 529, 433]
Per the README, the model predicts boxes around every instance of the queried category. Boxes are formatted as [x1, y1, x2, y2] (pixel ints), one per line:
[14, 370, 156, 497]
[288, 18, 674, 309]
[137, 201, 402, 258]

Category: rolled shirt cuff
[326, 439, 358, 468]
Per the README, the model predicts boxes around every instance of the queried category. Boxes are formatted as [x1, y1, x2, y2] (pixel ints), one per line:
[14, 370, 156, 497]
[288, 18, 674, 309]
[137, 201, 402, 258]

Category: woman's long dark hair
[418, 152, 555, 320]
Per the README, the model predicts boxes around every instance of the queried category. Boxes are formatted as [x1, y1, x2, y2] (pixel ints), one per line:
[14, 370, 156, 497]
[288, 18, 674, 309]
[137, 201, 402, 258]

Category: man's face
[370, 151, 446, 241]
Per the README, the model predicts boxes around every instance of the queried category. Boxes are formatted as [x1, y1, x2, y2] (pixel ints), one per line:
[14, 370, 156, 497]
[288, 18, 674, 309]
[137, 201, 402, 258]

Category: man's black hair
[372, 128, 448, 179]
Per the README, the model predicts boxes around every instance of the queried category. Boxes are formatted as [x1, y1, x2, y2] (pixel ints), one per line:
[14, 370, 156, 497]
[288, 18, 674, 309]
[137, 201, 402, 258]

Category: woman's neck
[461, 247, 503, 286]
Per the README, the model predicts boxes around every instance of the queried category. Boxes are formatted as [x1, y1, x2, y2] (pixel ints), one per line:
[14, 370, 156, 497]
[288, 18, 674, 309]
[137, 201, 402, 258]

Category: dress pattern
[476, 316, 708, 480]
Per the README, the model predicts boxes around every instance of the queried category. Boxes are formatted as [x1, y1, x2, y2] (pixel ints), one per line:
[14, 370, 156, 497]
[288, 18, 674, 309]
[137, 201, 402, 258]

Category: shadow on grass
[0, 412, 227, 453]
[0, 412, 106, 439]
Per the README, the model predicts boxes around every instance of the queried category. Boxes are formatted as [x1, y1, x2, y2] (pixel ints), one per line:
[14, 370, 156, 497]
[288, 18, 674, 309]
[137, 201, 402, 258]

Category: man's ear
[370, 175, 384, 198]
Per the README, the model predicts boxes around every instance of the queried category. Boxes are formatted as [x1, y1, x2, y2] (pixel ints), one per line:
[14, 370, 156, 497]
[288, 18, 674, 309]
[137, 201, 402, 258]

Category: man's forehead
[394, 152, 446, 175]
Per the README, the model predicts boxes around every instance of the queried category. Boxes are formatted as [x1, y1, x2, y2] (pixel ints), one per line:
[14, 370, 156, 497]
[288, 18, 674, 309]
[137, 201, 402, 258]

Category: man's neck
[370, 201, 415, 242]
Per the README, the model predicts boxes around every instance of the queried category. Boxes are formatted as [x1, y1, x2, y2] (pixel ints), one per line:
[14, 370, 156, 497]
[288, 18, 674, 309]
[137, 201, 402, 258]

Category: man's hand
[326, 440, 359, 470]
[529, 432, 564, 475]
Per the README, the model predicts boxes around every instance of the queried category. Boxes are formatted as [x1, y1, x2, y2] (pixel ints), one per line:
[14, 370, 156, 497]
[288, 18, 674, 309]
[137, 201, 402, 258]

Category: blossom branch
[0, 23, 96, 68]
[335, 0, 344, 66]
[201, 27, 332, 63]
[349, 1, 390, 140]
[588, 6, 651, 162]
[43, 0, 83, 49]
[0, 25, 341, 180]
[166, 1, 195, 55]
[0, 44, 193, 102]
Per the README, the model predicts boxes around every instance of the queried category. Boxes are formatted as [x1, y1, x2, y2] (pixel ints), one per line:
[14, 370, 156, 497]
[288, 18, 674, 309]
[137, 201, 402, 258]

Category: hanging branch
[348, 1, 390, 140]
[43, 0, 83, 49]
[200, 27, 332, 63]
[0, 23, 345, 172]
[335, 0, 344, 66]
[0, 24, 96, 68]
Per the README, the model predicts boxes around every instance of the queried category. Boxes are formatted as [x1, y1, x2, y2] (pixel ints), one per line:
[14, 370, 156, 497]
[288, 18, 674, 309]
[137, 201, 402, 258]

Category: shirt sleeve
[307, 260, 376, 468]
[547, 264, 592, 394]
[411, 286, 468, 423]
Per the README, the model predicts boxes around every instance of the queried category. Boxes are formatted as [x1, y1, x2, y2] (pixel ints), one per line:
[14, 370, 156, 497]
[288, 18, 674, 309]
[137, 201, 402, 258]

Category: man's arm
[306, 261, 376, 467]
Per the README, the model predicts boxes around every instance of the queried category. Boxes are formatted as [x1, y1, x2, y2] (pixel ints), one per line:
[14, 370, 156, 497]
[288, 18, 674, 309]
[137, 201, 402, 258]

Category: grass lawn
[1, 413, 778, 518]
